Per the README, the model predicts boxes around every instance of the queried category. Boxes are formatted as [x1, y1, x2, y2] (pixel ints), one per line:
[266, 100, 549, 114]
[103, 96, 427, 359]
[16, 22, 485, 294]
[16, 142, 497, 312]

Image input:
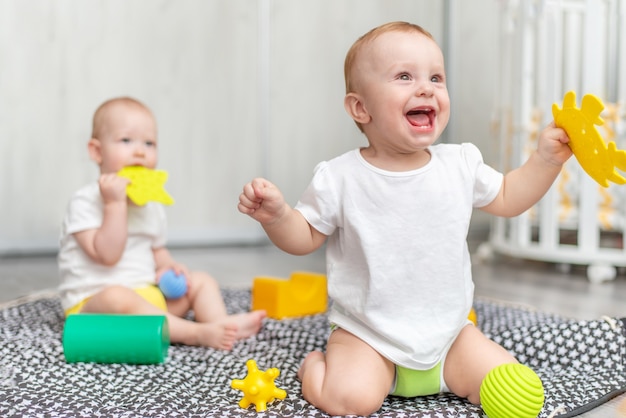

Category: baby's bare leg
[444, 324, 518, 404]
[167, 271, 265, 340]
[297, 328, 394, 416]
[166, 271, 227, 321]
[81, 285, 238, 350]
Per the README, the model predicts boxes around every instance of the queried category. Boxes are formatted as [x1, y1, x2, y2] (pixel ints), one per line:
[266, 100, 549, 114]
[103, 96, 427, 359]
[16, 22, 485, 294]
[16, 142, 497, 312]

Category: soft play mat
[0, 289, 625, 417]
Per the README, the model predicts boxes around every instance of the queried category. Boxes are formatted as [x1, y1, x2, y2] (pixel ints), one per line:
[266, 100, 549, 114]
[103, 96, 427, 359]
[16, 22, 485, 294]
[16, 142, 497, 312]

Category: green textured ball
[480, 363, 544, 418]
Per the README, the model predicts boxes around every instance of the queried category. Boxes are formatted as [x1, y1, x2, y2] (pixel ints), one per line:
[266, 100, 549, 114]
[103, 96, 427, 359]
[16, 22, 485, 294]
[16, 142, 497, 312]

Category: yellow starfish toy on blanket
[231, 359, 287, 412]
[118, 166, 174, 206]
[552, 90, 626, 187]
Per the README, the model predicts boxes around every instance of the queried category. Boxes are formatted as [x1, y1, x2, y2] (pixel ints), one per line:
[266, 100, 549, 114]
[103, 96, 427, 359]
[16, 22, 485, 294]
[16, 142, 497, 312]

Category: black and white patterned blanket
[1, 289, 625, 417]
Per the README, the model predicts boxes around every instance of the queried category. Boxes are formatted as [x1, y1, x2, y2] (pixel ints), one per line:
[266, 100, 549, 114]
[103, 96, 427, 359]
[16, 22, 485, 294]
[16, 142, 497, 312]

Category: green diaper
[390, 362, 442, 397]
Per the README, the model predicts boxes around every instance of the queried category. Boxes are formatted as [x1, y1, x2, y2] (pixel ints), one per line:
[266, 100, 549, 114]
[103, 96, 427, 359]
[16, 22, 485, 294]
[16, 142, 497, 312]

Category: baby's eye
[399, 73, 411, 81]
[145, 140, 156, 147]
[431, 74, 444, 83]
[121, 137, 132, 144]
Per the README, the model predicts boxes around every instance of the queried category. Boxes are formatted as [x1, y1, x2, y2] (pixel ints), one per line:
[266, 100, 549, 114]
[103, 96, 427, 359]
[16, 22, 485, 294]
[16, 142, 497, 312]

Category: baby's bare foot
[297, 351, 325, 381]
[198, 322, 238, 350]
[229, 310, 266, 339]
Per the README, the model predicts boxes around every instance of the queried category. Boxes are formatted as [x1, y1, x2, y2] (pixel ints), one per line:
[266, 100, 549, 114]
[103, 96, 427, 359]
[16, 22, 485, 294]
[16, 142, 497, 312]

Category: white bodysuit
[58, 182, 167, 311]
[294, 144, 503, 370]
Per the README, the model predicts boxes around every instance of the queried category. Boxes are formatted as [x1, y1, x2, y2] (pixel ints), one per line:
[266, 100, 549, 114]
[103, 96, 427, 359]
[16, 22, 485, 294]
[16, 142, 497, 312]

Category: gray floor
[2, 239, 626, 416]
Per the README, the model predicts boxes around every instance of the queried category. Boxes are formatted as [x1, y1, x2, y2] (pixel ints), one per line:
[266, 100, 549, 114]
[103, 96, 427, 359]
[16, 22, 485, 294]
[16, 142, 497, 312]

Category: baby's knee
[190, 271, 219, 290]
[330, 390, 385, 416]
[348, 391, 386, 416]
[94, 285, 138, 312]
[310, 380, 387, 416]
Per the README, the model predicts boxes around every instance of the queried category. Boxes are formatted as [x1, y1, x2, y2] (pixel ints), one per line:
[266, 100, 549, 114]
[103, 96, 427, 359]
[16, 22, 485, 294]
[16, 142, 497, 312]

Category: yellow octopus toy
[552, 90, 626, 187]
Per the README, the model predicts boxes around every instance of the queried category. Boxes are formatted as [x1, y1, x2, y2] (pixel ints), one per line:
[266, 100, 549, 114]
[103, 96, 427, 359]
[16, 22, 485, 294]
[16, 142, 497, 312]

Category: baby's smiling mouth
[406, 108, 435, 128]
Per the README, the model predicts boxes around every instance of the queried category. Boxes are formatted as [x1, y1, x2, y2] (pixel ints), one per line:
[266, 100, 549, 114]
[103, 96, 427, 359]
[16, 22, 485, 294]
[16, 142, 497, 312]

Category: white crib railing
[481, 0, 626, 282]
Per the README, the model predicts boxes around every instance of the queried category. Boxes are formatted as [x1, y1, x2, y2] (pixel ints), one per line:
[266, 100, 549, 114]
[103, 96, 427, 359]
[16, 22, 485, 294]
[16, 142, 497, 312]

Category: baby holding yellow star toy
[553, 90, 626, 187]
[58, 97, 265, 350]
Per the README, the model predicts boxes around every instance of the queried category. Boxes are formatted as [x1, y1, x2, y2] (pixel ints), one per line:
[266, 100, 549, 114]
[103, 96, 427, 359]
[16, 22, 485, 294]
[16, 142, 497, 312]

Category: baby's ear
[87, 138, 103, 164]
[344, 93, 371, 125]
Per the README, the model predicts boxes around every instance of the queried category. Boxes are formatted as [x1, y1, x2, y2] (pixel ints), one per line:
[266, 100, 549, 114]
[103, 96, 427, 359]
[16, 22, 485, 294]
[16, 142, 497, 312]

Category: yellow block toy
[231, 359, 287, 412]
[552, 91, 626, 187]
[252, 271, 327, 319]
[118, 166, 175, 206]
[468, 307, 477, 326]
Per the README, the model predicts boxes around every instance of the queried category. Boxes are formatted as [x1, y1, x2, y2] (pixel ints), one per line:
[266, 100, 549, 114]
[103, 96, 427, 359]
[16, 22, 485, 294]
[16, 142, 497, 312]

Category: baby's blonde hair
[91, 96, 152, 139]
[344, 22, 434, 132]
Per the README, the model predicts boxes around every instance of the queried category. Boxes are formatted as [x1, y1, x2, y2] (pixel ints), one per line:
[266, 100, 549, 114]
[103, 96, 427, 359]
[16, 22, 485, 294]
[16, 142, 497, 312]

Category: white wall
[450, 1, 501, 230]
[0, 0, 499, 254]
[1, 1, 266, 252]
[266, 0, 445, 203]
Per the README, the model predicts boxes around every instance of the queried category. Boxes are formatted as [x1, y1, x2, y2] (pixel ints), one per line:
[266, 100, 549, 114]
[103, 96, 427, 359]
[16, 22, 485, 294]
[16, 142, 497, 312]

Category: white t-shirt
[58, 182, 167, 311]
[295, 144, 503, 370]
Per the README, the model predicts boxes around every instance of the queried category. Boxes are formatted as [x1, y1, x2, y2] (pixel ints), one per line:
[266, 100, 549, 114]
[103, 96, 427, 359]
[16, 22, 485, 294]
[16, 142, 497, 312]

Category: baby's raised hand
[238, 178, 287, 225]
[537, 122, 572, 167]
[98, 173, 130, 204]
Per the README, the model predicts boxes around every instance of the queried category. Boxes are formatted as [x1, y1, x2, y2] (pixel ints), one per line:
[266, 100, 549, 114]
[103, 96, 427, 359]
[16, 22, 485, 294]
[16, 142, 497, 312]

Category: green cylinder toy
[480, 363, 544, 418]
[63, 314, 170, 364]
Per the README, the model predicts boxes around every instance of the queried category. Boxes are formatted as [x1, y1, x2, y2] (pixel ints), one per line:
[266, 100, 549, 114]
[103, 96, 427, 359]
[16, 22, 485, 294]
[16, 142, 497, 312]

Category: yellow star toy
[231, 359, 287, 412]
[117, 166, 174, 206]
[552, 90, 626, 187]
